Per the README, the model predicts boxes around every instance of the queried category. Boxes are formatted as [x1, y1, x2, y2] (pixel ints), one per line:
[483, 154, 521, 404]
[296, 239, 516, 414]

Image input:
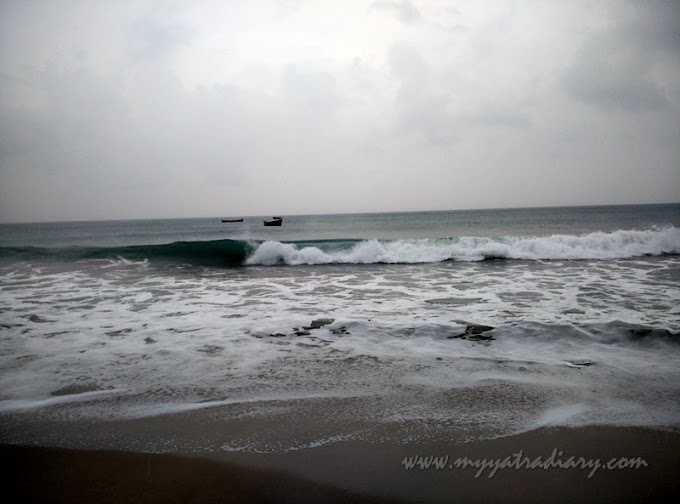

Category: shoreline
[3, 425, 679, 503]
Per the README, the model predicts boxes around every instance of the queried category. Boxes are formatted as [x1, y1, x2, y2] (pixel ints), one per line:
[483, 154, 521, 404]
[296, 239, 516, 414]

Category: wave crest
[245, 227, 680, 265]
[3, 227, 678, 267]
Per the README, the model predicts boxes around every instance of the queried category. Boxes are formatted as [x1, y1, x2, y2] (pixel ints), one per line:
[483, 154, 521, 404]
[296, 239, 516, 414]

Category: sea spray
[245, 227, 680, 265]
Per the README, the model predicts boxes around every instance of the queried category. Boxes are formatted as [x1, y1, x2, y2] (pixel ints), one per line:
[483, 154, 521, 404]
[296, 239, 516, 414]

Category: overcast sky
[1, 0, 678, 222]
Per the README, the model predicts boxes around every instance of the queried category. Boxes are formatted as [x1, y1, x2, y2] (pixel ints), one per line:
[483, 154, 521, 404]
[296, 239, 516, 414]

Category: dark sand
[3, 425, 679, 503]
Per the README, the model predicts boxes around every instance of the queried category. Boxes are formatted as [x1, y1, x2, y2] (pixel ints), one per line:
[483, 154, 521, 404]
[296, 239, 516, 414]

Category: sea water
[1, 204, 679, 451]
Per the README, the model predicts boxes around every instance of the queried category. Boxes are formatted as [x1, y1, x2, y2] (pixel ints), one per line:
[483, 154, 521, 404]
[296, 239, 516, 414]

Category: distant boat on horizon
[221, 218, 244, 223]
[264, 216, 283, 227]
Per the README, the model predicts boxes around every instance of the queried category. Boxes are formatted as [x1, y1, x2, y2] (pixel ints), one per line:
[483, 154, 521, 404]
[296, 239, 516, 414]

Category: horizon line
[1, 201, 679, 225]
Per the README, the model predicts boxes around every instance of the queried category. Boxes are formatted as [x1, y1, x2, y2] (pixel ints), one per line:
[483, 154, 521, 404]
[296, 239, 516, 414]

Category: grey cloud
[562, 3, 679, 111]
[127, 14, 190, 62]
[1, 65, 128, 175]
[466, 110, 531, 128]
[188, 85, 269, 187]
[0, 45, 350, 220]
[562, 40, 666, 111]
[618, 1, 680, 56]
[1, 0, 679, 222]
[389, 44, 456, 144]
[1, 63, 256, 194]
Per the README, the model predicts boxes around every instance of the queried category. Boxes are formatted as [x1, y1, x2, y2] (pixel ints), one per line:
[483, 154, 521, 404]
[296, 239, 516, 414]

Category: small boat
[221, 218, 244, 223]
[263, 217, 283, 227]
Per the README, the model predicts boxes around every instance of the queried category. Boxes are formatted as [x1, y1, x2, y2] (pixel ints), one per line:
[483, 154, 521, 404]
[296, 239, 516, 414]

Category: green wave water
[1, 226, 679, 267]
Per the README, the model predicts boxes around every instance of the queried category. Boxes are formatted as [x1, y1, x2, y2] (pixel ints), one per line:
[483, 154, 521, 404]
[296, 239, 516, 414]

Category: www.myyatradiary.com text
[401, 449, 648, 479]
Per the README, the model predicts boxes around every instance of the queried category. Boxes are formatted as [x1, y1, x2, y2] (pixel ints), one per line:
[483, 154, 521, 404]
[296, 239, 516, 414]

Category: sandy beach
[3, 402, 679, 503]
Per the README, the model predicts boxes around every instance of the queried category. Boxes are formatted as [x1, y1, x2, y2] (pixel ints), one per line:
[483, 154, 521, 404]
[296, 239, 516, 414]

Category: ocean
[1, 204, 679, 452]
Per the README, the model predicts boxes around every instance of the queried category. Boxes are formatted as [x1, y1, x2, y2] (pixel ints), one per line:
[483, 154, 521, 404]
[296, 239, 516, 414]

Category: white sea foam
[0, 390, 119, 411]
[245, 227, 680, 265]
[1, 250, 679, 449]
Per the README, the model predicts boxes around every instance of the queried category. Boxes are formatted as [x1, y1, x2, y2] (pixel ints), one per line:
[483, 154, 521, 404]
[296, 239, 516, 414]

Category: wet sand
[3, 424, 679, 503]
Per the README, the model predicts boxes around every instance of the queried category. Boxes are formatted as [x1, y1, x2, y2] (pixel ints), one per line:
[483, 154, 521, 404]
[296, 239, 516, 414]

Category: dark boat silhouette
[221, 218, 244, 223]
[263, 217, 283, 226]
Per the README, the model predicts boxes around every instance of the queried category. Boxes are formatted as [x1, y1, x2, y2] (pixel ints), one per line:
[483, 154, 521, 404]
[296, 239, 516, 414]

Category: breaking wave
[247, 227, 680, 265]
[2, 227, 678, 267]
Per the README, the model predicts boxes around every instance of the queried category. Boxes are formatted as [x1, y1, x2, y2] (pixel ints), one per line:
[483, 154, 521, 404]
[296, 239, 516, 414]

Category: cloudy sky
[1, 0, 678, 222]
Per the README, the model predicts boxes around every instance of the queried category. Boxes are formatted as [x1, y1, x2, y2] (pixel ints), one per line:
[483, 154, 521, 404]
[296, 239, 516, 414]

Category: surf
[1, 226, 678, 267]
[245, 227, 680, 265]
